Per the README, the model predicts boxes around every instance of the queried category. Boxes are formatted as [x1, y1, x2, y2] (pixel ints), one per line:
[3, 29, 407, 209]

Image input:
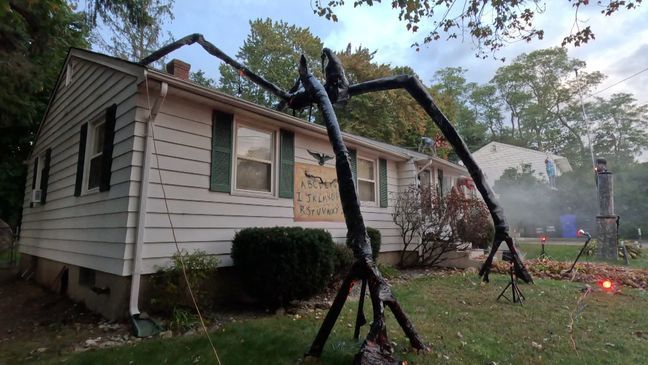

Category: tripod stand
[497, 260, 525, 305]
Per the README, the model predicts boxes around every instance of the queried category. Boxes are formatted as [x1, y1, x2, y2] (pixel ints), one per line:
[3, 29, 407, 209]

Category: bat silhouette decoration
[307, 149, 334, 166]
[141, 34, 532, 365]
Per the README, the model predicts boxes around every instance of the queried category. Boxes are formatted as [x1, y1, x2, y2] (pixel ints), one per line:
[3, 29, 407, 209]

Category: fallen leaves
[493, 259, 648, 290]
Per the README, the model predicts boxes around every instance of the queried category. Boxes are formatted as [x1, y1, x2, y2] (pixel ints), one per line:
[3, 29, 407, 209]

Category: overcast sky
[156, 1, 648, 104]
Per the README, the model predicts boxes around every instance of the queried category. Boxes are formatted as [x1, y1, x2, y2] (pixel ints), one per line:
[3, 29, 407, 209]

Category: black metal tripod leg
[567, 238, 591, 273]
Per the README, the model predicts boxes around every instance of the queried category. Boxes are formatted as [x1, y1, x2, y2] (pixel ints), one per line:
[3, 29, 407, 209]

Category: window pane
[358, 180, 375, 202]
[88, 156, 102, 189]
[358, 159, 374, 181]
[237, 127, 272, 161]
[419, 170, 431, 188]
[236, 158, 271, 192]
[93, 123, 105, 155]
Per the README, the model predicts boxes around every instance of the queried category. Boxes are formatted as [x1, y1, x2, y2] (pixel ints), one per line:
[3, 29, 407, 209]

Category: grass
[26, 273, 648, 365]
[518, 243, 648, 269]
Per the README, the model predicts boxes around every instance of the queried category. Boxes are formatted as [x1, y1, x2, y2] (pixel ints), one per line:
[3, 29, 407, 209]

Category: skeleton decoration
[141, 34, 532, 365]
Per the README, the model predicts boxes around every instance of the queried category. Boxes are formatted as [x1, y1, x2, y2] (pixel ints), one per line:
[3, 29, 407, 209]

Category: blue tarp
[560, 214, 577, 238]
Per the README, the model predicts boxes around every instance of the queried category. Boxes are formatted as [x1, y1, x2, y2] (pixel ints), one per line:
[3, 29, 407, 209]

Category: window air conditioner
[31, 189, 42, 203]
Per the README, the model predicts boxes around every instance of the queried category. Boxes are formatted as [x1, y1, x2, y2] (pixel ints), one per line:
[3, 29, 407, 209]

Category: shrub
[346, 227, 382, 260]
[150, 249, 219, 314]
[457, 199, 495, 250]
[232, 227, 336, 308]
[333, 244, 354, 276]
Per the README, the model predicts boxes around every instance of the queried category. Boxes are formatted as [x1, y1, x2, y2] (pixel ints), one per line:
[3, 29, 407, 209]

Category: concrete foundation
[19, 253, 130, 320]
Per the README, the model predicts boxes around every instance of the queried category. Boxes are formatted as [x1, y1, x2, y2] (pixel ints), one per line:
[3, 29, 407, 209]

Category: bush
[232, 227, 336, 307]
[150, 250, 219, 314]
[457, 199, 495, 250]
[346, 227, 382, 260]
[333, 244, 354, 276]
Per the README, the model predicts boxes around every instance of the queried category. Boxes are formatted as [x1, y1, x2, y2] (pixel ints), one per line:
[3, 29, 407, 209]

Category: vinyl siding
[136, 94, 407, 273]
[20, 57, 140, 276]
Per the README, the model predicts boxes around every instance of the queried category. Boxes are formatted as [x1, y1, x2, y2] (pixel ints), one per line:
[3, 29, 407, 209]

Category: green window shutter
[210, 110, 233, 192]
[379, 158, 388, 207]
[279, 129, 294, 198]
[348, 148, 357, 184]
[437, 168, 444, 196]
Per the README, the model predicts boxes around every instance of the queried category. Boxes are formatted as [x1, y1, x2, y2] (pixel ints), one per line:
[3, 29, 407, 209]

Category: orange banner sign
[294, 163, 344, 222]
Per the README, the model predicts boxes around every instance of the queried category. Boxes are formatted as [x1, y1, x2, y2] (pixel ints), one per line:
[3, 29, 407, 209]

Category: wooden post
[596, 158, 617, 261]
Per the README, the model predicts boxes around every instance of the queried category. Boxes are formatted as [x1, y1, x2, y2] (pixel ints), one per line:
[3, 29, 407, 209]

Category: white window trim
[357, 156, 377, 206]
[418, 168, 432, 189]
[231, 120, 279, 199]
[31, 153, 47, 205]
[82, 118, 105, 195]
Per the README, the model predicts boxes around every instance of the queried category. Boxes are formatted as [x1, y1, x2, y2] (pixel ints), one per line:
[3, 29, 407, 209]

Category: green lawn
[518, 243, 648, 269]
[30, 273, 648, 365]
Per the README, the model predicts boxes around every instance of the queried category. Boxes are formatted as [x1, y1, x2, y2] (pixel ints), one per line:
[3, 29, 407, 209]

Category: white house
[20, 48, 469, 319]
[472, 141, 572, 188]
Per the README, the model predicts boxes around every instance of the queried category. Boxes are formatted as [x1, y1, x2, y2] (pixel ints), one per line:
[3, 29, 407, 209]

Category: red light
[597, 279, 616, 293]
[540, 236, 547, 243]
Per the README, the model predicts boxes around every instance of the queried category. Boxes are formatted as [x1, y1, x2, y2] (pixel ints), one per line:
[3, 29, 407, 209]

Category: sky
[154, 0, 648, 104]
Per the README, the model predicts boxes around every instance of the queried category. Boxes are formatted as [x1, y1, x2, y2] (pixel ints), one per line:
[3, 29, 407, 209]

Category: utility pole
[595, 158, 618, 261]
[575, 69, 598, 187]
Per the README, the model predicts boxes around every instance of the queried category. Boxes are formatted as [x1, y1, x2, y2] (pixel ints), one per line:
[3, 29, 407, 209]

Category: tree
[218, 18, 323, 108]
[0, 1, 88, 228]
[468, 83, 505, 137]
[189, 70, 216, 89]
[589, 93, 648, 166]
[430, 67, 488, 153]
[491, 48, 604, 166]
[88, 0, 174, 65]
[332, 45, 433, 146]
[313, 0, 642, 58]
[392, 185, 493, 267]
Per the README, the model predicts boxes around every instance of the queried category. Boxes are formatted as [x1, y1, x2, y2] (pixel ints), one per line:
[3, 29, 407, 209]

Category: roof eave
[145, 69, 415, 161]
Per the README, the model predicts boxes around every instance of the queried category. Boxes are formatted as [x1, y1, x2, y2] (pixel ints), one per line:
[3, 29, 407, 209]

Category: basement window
[78, 267, 96, 288]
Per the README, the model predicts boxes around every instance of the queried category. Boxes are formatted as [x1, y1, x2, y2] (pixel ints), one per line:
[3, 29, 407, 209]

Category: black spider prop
[141, 34, 532, 365]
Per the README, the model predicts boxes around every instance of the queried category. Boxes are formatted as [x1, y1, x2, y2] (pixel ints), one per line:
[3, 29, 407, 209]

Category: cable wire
[589, 66, 648, 97]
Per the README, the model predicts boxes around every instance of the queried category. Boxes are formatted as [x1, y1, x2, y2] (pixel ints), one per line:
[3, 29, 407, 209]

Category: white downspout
[129, 74, 168, 316]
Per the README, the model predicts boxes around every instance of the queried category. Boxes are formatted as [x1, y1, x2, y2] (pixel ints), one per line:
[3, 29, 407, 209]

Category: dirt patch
[0, 278, 130, 364]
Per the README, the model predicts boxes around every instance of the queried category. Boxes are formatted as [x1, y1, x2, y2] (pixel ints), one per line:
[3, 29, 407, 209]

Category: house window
[357, 157, 376, 202]
[418, 169, 431, 189]
[235, 125, 274, 193]
[86, 120, 105, 191]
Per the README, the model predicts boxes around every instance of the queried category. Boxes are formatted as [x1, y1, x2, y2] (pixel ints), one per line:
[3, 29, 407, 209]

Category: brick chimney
[165, 59, 191, 80]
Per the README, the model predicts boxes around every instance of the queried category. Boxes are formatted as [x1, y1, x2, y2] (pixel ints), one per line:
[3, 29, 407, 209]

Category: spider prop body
[140, 34, 532, 364]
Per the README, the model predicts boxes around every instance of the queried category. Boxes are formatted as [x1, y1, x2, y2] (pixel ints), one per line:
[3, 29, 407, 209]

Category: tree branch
[139, 33, 291, 102]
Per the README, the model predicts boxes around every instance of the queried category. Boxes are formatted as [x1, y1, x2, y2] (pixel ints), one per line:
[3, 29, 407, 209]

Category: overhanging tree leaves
[313, 0, 643, 58]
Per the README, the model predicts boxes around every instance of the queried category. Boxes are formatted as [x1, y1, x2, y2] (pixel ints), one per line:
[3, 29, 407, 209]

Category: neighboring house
[472, 141, 573, 188]
[20, 48, 468, 319]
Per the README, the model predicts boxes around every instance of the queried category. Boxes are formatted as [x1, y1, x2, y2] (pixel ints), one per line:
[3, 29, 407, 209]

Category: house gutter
[129, 73, 168, 318]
